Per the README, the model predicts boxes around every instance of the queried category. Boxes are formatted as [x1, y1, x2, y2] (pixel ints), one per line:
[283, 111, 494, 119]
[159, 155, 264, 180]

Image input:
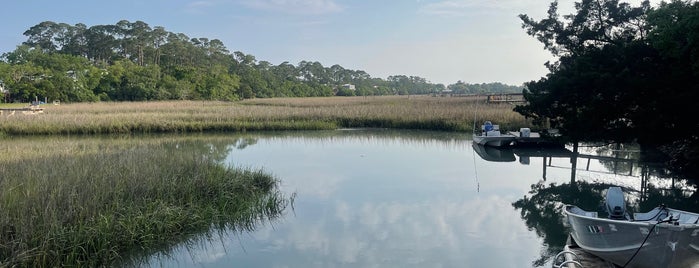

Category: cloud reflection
[234, 195, 542, 267]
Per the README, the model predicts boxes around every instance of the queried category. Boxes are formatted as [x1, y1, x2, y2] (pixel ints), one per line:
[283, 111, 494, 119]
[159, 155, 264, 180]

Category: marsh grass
[0, 137, 292, 267]
[0, 103, 29, 109]
[0, 96, 530, 135]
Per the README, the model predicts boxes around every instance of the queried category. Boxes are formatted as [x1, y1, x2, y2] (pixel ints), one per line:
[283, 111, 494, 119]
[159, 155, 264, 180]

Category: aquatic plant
[0, 137, 293, 267]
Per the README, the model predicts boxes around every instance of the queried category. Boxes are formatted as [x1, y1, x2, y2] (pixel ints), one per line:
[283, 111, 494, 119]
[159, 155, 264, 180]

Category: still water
[146, 129, 697, 267]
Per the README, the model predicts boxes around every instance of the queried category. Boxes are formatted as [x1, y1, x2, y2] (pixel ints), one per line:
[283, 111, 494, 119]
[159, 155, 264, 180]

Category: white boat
[472, 121, 515, 147]
[564, 187, 699, 268]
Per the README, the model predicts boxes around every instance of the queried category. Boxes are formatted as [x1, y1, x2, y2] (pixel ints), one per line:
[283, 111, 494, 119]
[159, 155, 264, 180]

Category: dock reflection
[472, 143, 654, 183]
[471, 142, 699, 267]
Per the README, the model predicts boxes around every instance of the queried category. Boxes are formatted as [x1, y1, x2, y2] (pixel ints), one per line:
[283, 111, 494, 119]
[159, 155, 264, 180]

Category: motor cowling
[605, 186, 627, 220]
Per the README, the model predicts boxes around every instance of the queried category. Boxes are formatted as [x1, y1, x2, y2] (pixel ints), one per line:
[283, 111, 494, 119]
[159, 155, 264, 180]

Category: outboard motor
[605, 187, 627, 220]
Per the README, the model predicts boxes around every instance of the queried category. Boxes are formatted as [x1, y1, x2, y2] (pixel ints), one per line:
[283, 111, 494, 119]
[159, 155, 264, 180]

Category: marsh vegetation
[0, 96, 530, 135]
[0, 136, 293, 267]
[0, 96, 527, 266]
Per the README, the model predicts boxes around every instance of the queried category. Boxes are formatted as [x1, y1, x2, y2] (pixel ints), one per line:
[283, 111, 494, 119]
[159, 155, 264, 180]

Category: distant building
[437, 89, 453, 97]
[66, 70, 78, 81]
[0, 81, 6, 92]
[0, 81, 8, 102]
[342, 84, 356, 91]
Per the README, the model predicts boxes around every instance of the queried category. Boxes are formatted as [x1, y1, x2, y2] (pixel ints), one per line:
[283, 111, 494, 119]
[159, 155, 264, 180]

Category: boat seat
[633, 207, 668, 221]
[671, 212, 699, 224]
[481, 124, 500, 131]
[485, 130, 501, 136]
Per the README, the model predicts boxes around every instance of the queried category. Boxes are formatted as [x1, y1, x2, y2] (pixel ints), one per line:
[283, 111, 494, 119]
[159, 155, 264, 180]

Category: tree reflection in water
[512, 181, 608, 266]
[513, 176, 699, 267]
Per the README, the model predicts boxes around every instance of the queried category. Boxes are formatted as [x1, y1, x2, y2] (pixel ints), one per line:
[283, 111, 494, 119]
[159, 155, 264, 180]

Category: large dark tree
[516, 0, 699, 177]
[515, 0, 652, 143]
[645, 1, 699, 177]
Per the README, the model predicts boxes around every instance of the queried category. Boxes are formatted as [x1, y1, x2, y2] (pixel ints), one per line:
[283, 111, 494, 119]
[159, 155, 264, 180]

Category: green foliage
[1, 20, 521, 102]
[447, 81, 523, 94]
[516, 0, 699, 144]
[516, 0, 699, 178]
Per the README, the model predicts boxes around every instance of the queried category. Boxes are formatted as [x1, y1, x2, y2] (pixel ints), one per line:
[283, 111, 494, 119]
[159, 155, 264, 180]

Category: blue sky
[0, 0, 657, 85]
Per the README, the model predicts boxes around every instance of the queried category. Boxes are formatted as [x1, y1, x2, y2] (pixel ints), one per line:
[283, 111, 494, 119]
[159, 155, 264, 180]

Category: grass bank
[0, 137, 293, 267]
[0, 96, 530, 135]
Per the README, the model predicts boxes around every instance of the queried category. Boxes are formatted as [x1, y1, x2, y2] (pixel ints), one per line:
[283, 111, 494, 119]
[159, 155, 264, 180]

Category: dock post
[570, 142, 579, 183]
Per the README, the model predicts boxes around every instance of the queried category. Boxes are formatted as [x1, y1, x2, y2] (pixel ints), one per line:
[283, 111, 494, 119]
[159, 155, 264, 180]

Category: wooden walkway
[486, 93, 525, 104]
[0, 106, 44, 116]
[554, 236, 618, 268]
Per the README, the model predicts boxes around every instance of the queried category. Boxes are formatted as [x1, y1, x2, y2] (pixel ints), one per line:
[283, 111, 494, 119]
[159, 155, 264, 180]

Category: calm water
[143, 129, 697, 267]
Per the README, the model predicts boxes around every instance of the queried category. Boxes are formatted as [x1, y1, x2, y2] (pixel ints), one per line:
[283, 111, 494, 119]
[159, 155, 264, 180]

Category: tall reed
[0, 96, 530, 135]
[0, 136, 293, 267]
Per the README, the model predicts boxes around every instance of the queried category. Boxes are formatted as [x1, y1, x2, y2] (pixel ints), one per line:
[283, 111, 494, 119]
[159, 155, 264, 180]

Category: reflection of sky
[151, 130, 580, 267]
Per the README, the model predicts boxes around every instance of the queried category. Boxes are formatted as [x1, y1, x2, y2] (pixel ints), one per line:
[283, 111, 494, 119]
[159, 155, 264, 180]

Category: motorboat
[472, 121, 515, 147]
[564, 186, 699, 268]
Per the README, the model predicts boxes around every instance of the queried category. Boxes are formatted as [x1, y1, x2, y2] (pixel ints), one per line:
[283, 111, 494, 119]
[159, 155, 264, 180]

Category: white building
[342, 84, 356, 91]
[0, 81, 8, 95]
[0, 81, 8, 103]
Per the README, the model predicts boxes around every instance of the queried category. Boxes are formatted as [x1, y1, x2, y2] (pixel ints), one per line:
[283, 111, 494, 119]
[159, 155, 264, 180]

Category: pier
[553, 236, 617, 268]
[0, 106, 44, 116]
[486, 93, 525, 104]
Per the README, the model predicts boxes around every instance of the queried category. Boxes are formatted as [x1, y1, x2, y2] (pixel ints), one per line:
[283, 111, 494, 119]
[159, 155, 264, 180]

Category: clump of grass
[0, 137, 293, 267]
[0, 96, 530, 135]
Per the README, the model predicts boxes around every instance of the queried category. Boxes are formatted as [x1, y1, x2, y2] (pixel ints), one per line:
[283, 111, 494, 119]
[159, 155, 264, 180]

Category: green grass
[0, 103, 31, 109]
[0, 136, 293, 267]
[0, 96, 532, 135]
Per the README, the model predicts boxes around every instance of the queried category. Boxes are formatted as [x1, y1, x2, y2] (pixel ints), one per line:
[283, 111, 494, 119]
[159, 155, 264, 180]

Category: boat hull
[471, 143, 516, 162]
[472, 134, 515, 147]
[565, 205, 699, 268]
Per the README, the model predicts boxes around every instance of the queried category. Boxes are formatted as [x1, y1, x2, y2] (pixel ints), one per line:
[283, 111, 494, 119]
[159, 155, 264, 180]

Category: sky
[0, 0, 658, 86]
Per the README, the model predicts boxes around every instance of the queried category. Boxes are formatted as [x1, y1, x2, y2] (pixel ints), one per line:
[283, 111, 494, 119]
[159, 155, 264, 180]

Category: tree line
[516, 0, 699, 177]
[0, 20, 521, 103]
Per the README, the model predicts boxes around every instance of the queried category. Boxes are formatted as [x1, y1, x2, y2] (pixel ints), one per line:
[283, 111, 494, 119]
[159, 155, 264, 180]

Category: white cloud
[419, 0, 539, 17]
[357, 32, 551, 85]
[188, 0, 216, 8]
[419, 0, 660, 19]
[240, 0, 343, 15]
[185, 0, 218, 14]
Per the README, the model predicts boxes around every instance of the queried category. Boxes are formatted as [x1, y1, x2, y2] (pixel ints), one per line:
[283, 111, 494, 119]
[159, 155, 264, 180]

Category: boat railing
[669, 211, 699, 224]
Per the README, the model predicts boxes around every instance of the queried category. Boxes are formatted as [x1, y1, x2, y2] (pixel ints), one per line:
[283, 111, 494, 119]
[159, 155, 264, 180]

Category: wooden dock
[486, 93, 525, 104]
[554, 236, 618, 268]
[0, 106, 44, 116]
[508, 131, 563, 147]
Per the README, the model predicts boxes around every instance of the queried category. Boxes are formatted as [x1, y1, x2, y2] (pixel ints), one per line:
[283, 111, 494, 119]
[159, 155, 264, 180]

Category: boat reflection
[472, 143, 516, 162]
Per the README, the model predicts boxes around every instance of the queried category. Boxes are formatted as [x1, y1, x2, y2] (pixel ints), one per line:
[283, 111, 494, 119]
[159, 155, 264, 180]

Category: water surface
[146, 129, 697, 267]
